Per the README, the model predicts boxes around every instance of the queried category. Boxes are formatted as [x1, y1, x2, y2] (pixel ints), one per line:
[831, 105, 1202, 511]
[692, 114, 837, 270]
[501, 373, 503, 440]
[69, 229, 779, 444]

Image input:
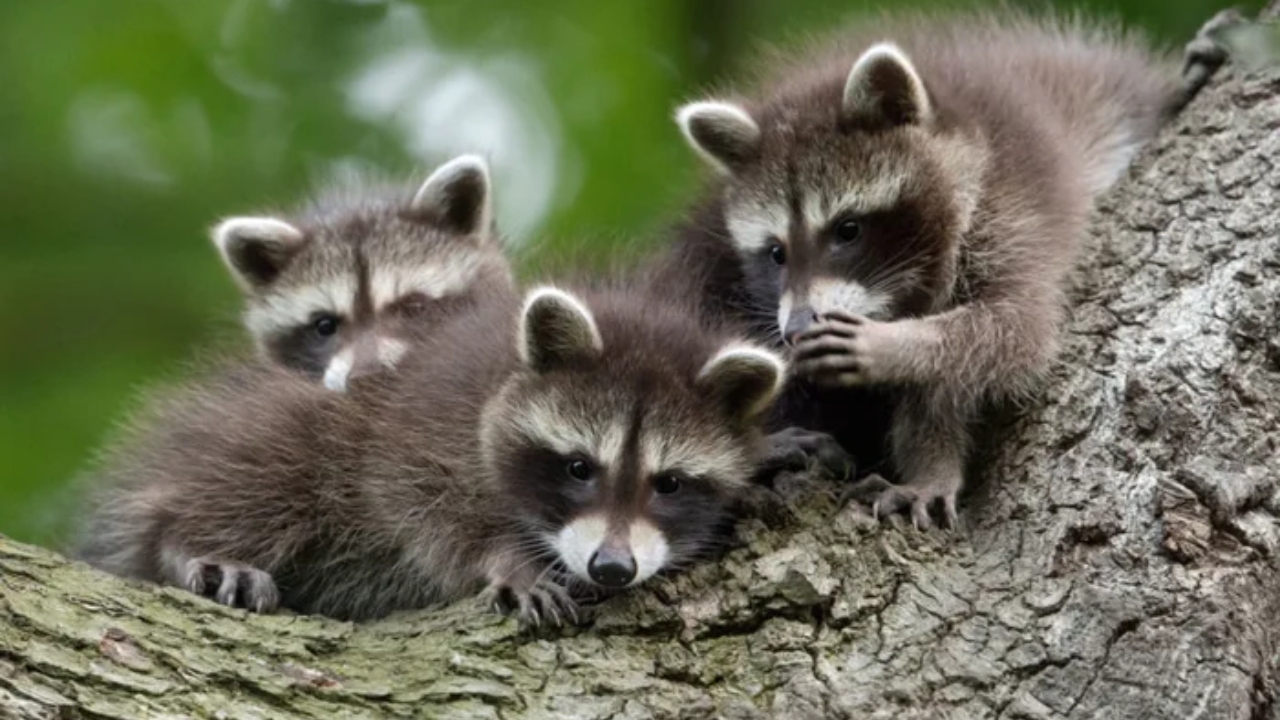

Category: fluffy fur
[74, 280, 785, 624]
[212, 155, 514, 391]
[660, 8, 1224, 527]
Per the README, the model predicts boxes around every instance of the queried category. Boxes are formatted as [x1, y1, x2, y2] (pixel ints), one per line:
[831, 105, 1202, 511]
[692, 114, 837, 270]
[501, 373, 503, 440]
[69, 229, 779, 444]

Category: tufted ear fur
[675, 101, 762, 175]
[518, 287, 604, 373]
[841, 42, 932, 128]
[410, 154, 492, 235]
[697, 344, 786, 420]
[211, 217, 306, 290]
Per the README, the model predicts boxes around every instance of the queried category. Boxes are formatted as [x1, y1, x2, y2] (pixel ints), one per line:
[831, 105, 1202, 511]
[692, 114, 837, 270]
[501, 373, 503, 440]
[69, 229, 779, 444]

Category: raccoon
[74, 282, 786, 624]
[211, 154, 514, 391]
[666, 9, 1229, 527]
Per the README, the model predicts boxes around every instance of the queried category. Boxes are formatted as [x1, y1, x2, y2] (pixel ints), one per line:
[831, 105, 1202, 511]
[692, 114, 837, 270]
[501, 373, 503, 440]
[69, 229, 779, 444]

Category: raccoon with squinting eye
[658, 8, 1231, 527]
[211, 154, 514, 391]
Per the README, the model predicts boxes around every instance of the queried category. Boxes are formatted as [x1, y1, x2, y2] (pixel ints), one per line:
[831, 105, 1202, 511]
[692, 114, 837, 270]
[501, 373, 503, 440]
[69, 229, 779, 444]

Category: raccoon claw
[841, 474, 960, 531]
[181, 557, 279, 613]
[484, 578, 578, 628]
[527, 582, 579, 627]
[791, 313, 896, 386]
[756, 427, 855, 482]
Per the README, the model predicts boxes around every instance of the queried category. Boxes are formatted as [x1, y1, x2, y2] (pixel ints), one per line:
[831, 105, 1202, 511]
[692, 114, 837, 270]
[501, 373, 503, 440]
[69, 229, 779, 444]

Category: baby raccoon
[212, 154, 514, 391]
[74, 283, 785, 624]
[668, 9, 1228, 527]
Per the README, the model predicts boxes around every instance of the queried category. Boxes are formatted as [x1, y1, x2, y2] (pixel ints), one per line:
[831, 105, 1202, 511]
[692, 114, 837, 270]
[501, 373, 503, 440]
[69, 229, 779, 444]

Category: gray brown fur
[73, 279, 784, 623]
[665, 8, 1223, 527]
[212, 156, 514, 391]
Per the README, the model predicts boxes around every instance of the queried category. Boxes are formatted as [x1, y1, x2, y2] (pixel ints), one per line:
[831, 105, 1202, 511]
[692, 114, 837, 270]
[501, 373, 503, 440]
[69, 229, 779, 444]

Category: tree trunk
[3, 24, 1279, 720]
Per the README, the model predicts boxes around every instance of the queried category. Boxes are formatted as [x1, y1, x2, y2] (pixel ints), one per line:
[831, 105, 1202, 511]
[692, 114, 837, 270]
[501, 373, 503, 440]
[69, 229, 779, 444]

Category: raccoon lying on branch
[76, 270, 786, 624]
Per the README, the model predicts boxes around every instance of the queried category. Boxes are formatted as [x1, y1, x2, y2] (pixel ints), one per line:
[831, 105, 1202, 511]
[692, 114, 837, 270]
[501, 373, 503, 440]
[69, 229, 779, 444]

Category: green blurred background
[0, 0, 1251, 547]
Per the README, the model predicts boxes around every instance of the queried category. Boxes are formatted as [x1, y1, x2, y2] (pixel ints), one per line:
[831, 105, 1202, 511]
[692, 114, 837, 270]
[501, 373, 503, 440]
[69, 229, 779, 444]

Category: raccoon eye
[397, 292, 430, 317]
[313, 315, 340, 337]
[566, 459, 592, 482]
[653, 474, 682, 495]
[768, 241, 787, 266]
[834, 219, 861, 243]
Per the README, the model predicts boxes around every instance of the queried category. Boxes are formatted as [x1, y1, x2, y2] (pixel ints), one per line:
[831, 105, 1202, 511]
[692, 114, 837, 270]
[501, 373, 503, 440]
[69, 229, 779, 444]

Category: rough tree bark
[3, 23, 1279, 720]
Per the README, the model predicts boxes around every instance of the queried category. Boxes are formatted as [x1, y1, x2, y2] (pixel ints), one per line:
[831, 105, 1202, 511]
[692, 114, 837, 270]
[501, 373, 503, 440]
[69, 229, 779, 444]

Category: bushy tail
[1050, 8, 1237, 195]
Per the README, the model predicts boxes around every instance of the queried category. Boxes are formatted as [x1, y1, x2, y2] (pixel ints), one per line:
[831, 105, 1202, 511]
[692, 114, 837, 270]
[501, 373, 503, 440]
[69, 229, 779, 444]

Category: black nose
[587, 546, 637, 588]
[784, 306, 819, 344]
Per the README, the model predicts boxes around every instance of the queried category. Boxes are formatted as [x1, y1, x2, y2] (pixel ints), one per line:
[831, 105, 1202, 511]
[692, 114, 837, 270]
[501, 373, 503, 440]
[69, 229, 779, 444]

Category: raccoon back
[753, 8, 1182, 196]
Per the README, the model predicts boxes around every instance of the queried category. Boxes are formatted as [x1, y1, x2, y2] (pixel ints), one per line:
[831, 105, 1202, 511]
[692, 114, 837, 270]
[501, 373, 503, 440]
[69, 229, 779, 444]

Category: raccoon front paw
[841, 473, 960, 531]
[483, 576, 580, 628]
[792, 312, 901, 387]
[755, 427, 855, 482]
[180, 557, 279, 613]
[734, 483, 794, 528]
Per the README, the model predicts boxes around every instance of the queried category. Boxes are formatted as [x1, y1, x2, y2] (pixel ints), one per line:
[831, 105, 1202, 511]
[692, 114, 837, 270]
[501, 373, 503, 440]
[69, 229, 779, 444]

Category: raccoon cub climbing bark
[211, 155, 514, 391]
[668, 10, 1228, 527]
[74, 278, 786, 624]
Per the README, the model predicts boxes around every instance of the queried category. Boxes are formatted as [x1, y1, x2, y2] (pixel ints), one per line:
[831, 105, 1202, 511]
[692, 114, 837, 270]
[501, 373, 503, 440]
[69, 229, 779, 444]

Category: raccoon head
[481, 286, 785, 591]
[212, 154, 512, 391]
[677, 43, 988, 341]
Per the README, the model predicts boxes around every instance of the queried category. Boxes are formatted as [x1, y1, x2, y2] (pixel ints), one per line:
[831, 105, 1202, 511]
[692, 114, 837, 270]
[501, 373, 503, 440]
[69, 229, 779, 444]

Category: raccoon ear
[842, 42, 932, 128]
[410, 154, 492, 235]
[675, 101, 761, 175]
[519, 287, 604, 373]
[211, 217, 306, 290]
[698, 344, 786, 420]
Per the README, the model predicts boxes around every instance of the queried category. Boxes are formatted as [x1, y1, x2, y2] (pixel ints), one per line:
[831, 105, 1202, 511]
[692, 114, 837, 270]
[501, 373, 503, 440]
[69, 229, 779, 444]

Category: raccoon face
[481, 287, 785, 590]
[213, 155, 512, 391]
[677, 43, 987, 341]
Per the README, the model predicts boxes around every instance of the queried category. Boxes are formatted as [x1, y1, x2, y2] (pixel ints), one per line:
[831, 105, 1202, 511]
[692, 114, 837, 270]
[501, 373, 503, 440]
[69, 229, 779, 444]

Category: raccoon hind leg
[843, 387, 970, 531]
